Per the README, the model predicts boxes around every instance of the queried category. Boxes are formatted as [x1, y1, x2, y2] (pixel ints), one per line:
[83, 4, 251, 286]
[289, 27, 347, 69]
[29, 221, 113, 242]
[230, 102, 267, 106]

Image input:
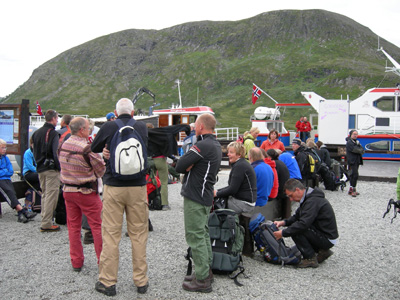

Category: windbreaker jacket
[216, 157, 257, 203]
[282, 187, 339, 240]
[346, 137, 364, 166]
[251, 160, 274, 206]
[32, 122, 60, 172]
[0, 154, 13, 180]
[175, 134, 221, 206]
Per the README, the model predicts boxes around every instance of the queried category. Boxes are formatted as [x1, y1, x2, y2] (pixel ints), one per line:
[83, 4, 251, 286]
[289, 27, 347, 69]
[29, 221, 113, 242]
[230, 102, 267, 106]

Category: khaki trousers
[98, 185, 149, 287]
[153, 157, 169, 205]
[38, 170, 60, 228]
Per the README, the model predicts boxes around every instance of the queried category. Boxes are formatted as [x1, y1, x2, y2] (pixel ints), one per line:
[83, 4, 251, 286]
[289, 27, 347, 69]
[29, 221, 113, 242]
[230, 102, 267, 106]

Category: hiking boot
[40, 225, 61, 232]
[17, 213, 28, 223]
[317, 249, 334, 263]
[95, 281, 116, 296]
[83, 231, 94, 244]
[184, 268, 214, 283]
[182, 278, 212, 293]
[137, 282, 149, 294]
[348, 187, 353, 195]
[297, 255, 319, 268]
[162, 205, 171, 211]
[24, 210, 37, 219]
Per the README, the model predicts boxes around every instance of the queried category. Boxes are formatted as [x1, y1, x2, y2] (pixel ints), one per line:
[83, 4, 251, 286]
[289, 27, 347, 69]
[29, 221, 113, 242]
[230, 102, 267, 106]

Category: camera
[43, 158, 55, 169]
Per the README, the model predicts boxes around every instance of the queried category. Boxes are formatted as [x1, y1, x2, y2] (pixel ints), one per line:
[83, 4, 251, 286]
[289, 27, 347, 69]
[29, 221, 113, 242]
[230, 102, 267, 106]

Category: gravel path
[1, 170, 400, 300]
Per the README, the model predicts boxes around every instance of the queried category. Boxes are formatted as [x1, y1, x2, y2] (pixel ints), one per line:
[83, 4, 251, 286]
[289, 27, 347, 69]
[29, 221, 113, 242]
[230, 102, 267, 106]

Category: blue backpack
[109, 119, 147, 180]
[250, 213, 301, 266]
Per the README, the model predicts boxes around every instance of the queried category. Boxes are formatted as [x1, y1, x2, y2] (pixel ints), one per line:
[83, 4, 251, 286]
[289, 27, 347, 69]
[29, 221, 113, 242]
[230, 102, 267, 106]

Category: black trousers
[348, 162, 360, 188]
[291, 226, 334, 259]
[0, 179, 19, 209]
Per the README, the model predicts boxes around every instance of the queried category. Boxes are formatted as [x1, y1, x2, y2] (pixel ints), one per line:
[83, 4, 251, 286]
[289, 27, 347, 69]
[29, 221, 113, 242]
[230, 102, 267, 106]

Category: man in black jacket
[32, 109, 61, 232]
[273, 179, 339, 268]
[176, 113, 221, 293]
[91, 98, 149, 296]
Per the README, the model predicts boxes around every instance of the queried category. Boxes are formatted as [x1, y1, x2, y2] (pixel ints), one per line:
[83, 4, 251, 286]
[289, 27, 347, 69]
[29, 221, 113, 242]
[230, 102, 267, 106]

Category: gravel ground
[1, 170, 400, 300]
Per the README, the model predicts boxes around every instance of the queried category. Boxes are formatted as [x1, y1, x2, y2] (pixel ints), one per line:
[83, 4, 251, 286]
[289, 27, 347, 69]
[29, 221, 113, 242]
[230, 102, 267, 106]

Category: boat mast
[175, 79, 182, 108]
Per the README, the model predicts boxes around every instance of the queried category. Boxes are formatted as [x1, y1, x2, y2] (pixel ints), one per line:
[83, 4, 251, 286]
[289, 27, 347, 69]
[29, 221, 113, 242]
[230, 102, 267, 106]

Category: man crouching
[273, 179, 339, 268]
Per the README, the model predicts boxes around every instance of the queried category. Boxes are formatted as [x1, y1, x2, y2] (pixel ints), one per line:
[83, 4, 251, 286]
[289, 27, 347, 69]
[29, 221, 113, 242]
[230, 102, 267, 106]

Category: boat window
[189, 116, 197, 124]
[373, 97, 395, 112]
[375, 118, 390, 126]
[172, 115, 181, 125]
[267, 122, 282, 132]
[365, 140, 389, 151]
[394, 141, 400, 151]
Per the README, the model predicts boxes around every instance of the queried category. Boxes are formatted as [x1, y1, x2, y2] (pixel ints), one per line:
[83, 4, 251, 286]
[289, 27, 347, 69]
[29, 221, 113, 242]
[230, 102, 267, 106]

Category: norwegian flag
[36, 101, 43, 116]
[252, 84, 262, 104]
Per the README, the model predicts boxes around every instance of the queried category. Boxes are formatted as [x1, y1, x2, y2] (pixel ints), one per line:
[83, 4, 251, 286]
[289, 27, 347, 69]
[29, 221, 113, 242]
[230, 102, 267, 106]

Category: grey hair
[69, 117, 87, 135]
[116, 98, 134, 115]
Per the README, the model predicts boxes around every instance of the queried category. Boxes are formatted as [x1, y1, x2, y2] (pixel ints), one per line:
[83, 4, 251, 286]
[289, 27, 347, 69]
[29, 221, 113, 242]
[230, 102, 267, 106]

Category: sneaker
[18, 213, 28, 223]
[83, 231, 94, 244]
[184, 269, 214, 283]
[40, 225, 61, 232]
[317, 249, 334, 263]
[95, 281, 116, 297]
[162, 205, 171, 211]
[137, 282, 149, 294]
[182, 278, 212, 293]
[297, 255, 319, 268]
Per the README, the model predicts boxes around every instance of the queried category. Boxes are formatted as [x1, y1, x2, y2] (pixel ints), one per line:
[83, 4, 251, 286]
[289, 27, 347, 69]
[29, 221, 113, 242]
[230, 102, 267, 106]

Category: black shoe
[24, 210, 37, 219]
[137, 282, 149, 294]
[83, 231, 94, 244]
[95, 281, 116, 297]
[18, 213, 28, 223]
[148, 219, 154, 232]
[72, 266, 82, 272]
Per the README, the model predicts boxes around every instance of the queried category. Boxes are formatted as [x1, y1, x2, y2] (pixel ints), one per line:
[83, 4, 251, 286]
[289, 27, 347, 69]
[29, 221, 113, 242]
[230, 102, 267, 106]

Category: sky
[1, 0, 400, 97]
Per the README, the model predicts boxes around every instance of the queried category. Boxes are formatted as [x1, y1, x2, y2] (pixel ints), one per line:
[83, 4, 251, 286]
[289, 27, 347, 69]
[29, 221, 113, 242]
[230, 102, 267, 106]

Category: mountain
[2, 9, 400, 131]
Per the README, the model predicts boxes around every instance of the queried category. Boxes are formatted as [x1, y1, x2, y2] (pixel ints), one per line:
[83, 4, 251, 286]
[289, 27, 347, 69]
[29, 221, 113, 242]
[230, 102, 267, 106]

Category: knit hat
[292, 138, 302, 146]
[106, 112, 115, 120]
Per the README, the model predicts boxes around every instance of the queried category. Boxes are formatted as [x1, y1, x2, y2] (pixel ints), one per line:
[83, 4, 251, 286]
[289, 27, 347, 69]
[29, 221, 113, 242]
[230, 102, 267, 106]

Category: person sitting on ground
[316, 140, 331, 168]
[0, 139, 37, 223]
[260, 129, 285, 152]
[248, 147, 274, 207]
[214, 141, 257, 215]
[267, 149, 291, 219]
[243, 127, 260, 160]
[273, 179, 339, 268]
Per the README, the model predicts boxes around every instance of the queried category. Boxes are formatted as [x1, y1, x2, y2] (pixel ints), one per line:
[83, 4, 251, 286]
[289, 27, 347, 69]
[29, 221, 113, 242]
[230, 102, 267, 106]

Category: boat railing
[357, 114, 400, 134]
[214, 127, 239, 141]
[30, 114, 89, 127]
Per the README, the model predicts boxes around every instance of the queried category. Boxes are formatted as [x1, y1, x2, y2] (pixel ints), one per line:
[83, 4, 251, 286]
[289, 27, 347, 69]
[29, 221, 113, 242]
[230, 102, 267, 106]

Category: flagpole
[253, 83, 278, 104]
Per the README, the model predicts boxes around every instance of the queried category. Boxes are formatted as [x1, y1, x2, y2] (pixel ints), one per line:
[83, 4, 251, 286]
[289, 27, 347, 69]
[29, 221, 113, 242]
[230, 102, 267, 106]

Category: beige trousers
[38, 170, 60, 228]
[98, 184, 149, 287]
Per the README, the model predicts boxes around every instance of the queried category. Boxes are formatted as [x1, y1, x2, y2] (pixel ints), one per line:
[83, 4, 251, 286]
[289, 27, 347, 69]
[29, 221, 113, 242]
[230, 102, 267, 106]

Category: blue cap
[106, 112, 115, 120]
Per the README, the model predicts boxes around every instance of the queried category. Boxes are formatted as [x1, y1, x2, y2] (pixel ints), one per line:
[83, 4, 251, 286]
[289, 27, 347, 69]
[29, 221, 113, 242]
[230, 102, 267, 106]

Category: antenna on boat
[175, 79, 182, 108]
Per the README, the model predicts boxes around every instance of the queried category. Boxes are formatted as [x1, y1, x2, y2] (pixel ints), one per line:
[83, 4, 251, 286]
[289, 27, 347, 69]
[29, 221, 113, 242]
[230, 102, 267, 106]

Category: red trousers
[63, 191, 103, 268]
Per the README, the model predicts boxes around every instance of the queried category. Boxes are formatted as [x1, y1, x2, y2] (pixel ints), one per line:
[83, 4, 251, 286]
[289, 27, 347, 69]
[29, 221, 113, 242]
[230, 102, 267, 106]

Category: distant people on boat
[243, 127, 260, 160]
[346, 130, 364, 197]
[106, 112, 115, 121]
[248, 147, 273, 207]
[301, 117, 312, 142]
[295, 117, 304, 138]
[182, 123, 197, 154]
[57, 114, 72, 146]
[278, 149, 302, 181]
[267, 149, 291, 219]
[0, 138, 37, 223]
[316, 141, 332, 168]
[260, 129, 285, 152]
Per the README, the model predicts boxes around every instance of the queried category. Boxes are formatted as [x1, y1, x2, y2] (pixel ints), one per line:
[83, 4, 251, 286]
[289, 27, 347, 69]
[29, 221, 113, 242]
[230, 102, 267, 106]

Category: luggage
[25, 188, 41, 212]
[250, 213, 301, 266]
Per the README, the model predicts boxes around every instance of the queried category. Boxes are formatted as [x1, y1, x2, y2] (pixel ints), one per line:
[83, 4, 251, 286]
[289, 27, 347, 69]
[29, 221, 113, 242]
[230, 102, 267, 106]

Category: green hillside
[2, 9, 400, 132]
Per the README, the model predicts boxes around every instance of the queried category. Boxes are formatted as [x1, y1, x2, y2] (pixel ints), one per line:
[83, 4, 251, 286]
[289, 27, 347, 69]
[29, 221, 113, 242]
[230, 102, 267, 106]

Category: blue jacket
[251, 160, 273, 207]
[279, 152, 302, 180]
[23, 148, 37, 176]
[0, 154, 14, 180]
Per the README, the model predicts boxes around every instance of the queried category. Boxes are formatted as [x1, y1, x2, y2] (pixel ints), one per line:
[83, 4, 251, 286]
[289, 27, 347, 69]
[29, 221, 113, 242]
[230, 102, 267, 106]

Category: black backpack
[318, 163, 337, 191]
[250, 214, 301, 266]
[304, 148, 322, 178]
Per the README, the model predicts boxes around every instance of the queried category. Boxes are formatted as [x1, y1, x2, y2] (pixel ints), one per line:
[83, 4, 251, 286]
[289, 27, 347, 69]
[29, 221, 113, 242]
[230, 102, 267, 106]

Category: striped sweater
[59, 135, 105, 194]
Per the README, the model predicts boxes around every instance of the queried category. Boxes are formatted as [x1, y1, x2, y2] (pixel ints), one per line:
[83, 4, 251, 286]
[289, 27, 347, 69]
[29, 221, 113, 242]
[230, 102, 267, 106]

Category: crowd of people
[2, 106, 372, 296]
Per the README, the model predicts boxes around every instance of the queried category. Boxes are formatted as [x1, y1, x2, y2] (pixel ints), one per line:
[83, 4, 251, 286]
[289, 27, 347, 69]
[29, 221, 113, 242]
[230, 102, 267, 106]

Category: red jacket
[301, 121, 312, 132]
[263, 157, 278, 199]
[295, 120, 303, 132]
